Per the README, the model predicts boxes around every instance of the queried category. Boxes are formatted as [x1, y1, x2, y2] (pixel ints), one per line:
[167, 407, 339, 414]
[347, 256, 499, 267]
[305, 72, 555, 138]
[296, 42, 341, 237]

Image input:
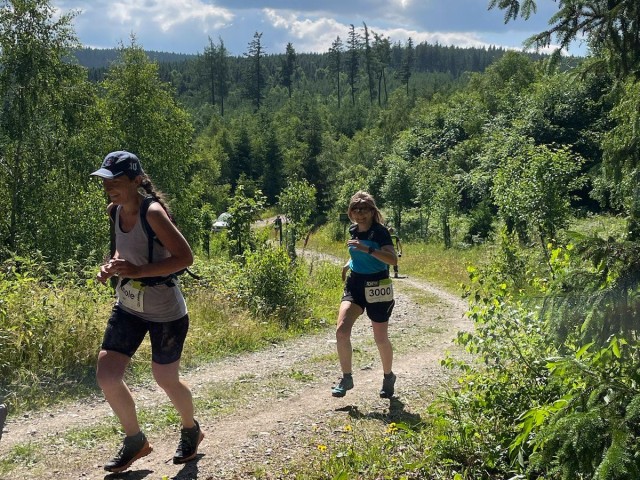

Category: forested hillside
[3, 0, 640, 478]
[74, 40, 520, 82]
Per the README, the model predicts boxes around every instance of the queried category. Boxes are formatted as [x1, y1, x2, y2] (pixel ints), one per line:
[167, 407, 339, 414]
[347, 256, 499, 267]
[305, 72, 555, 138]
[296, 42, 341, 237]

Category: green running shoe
[331, 375, 354, 397]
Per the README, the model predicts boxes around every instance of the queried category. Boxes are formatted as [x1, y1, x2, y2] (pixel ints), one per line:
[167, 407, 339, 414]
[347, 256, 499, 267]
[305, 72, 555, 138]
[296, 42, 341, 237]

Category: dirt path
[0, 257, 471, 480]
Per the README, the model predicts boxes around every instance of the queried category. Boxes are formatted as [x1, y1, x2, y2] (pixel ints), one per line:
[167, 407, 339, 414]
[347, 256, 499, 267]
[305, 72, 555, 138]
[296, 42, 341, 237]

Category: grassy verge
[306, 223, 490, 294]
[0, 250, 343, 414]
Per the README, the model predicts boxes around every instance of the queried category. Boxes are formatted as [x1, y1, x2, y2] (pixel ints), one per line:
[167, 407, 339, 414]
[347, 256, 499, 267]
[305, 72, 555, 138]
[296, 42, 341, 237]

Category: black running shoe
[0, 404, 7, 441]
[104, 431, 152, 473]
[380, 373, 396, 399]
[173, 420, 204, 464]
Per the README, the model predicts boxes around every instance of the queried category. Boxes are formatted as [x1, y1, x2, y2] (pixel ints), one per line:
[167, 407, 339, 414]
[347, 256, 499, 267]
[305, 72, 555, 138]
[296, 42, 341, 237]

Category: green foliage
[226, 185, 266, 256]
[542, 236, 640, 344]
[101, 37, 194, 198]
[600, 77, 640, 237]
[238, 246, 310, 328]
[278, 178, 317, 258]
[0, 0, 108, 265]
[491, 132, 584, 247]
[491, 0, 640, 78]
[524, 336, 640, 479]
[381, 154, 415, 231]
[417, 247, 558, 477]
[244, 32, 266, 110]
[422, 231, 640, 479]
[468, 51, 537, 115]
[0, 253, 111, 410]
[463, 200, 495, 244]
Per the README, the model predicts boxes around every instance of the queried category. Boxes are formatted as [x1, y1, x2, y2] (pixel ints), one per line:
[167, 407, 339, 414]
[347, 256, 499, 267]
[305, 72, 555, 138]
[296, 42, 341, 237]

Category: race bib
[118, 279, 146, 313]
[365, 278, 394, 303]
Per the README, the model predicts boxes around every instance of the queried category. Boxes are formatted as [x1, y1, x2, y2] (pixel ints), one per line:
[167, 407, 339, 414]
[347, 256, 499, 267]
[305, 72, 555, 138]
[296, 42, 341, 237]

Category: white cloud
[263, 9, 506, 53]
[105, 0, 234, 33]
[263, 9, 345, 52]
[380, 27, 490, 49]
[392, 0, 411, 9]
[51, 0, 587, 56]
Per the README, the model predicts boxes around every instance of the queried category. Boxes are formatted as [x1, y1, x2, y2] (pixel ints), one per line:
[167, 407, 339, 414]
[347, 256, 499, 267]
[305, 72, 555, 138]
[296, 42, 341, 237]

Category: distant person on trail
[332, 191, 398, 399]
[91, 151, 203, 473]
[0, 403, 6, 441]
[274, 215, 283, 243]
[387, 227, 403, 278]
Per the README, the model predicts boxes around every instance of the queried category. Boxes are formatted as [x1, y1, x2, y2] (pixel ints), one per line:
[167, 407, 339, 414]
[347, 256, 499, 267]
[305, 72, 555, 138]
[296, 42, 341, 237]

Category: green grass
[0, 443, 40, 476]
[64, 423, 120, 449]
[0, 246, 344, 415]
[307, 223, 489, 295]
[400, 284, 444, 305]
[566, 213, 627, 239]
[284, 414, 435, 479]
[288, 369, 315, 382]
[308, 352, 339, 364]
[400, 242, 487, 293]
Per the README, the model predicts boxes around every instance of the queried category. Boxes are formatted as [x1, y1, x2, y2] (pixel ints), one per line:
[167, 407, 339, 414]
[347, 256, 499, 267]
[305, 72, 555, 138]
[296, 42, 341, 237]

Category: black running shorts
[342, 270, 395, 323]
[101, 305, 189, 364]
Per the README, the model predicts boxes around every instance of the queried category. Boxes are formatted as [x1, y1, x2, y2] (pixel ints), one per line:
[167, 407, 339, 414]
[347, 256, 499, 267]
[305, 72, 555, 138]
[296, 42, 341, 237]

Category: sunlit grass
[63, 424, 119, 449]
[307, 223, 490, 294]
[0, 443, 40, 476]
[566, 213, 626, 239]
[400, 242, 487, 293]
[284, 413, 435, 479]
[1, 246, 343, 416]
[288, 369, 315, 382]
[400, 284, 443, 305]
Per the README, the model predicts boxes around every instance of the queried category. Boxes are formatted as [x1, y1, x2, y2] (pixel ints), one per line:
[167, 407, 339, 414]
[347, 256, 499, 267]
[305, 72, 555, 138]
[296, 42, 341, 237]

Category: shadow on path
[104, 469, 152, 480]
[174, 453, 204, 479]
[336, 397, 422, 427]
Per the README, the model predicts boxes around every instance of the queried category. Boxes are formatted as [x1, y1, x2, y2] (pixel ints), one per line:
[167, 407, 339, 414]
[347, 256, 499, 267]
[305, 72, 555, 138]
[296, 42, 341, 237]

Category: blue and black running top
[348, 222, 393, 274]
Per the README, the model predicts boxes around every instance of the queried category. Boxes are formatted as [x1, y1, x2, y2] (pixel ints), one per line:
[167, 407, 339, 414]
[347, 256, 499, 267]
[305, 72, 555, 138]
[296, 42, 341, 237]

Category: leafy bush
[463, 200, 495, 244]
[238, 246, 310, 328]
[420, 235, 640, 480]
[0, 254, 111, 410]
[428, 262, 558, 478]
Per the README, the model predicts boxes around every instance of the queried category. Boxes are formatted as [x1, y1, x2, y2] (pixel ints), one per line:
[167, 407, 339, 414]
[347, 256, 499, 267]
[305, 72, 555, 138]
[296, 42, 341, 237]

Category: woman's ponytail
[140, 175, 171, 214]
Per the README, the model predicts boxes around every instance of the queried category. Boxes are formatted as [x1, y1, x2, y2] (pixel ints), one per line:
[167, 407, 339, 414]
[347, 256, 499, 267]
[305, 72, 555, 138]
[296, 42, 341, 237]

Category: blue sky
[51, 0, 588, 57]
